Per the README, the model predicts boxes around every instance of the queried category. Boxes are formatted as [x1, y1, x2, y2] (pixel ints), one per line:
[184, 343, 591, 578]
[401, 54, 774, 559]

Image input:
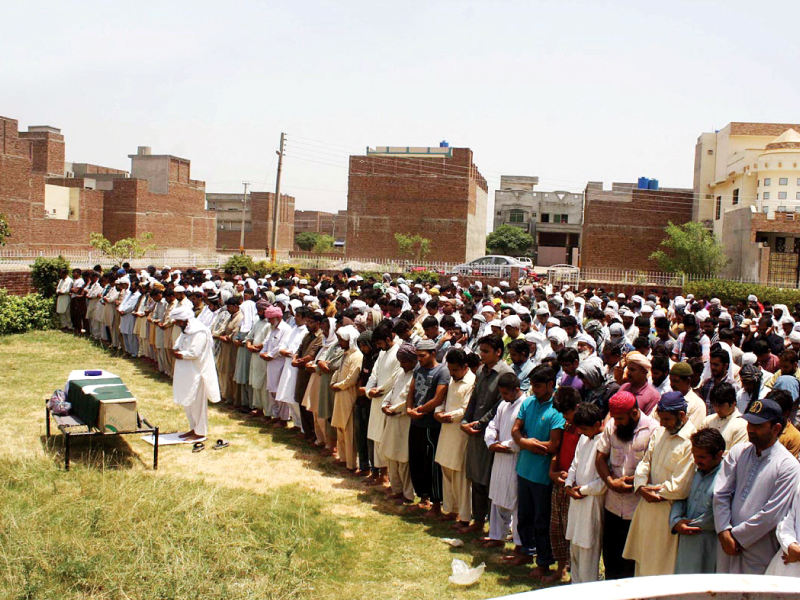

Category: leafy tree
[394, 233, 431, 262]
[649, 221, 729, 276]
[312, 234, 335, 255]
[89, 232, 156, 266]
[0, 214, 10, 246]
[30, 256, 70, 298]
[295, 231, 321, 251]
[486, 225, 534, 256]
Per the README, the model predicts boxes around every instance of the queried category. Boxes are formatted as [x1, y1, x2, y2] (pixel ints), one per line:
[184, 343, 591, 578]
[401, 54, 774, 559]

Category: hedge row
[0, 290, 57, 335]
[683, 280, 800, 307]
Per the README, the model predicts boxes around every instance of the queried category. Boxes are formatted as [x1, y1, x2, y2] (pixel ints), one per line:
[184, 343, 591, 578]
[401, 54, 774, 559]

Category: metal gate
[767, 252, 799, 288]
[546, 264, 581, 290]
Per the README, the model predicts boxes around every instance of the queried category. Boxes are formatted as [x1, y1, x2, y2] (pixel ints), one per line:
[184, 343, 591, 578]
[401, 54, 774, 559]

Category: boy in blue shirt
[511, 365, 566, 579]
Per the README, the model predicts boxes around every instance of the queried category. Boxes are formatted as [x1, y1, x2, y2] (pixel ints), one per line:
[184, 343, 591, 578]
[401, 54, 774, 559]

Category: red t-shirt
[557, 424, 581, 472]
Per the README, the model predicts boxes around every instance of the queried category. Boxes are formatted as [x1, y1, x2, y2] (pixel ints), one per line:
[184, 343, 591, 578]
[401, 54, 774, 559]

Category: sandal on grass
[192, 441, 205, 453]
[213, 439, 229, 450]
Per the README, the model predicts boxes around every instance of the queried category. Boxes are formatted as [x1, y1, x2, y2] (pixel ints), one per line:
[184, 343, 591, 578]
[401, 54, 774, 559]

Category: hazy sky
[5, 1, 800, 220]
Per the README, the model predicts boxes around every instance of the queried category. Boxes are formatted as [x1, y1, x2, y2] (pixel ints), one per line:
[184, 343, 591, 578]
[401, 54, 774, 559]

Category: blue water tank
[638, 177, 649, 189]
[647, 178, 659, 190]
[440, 140, 449, 148]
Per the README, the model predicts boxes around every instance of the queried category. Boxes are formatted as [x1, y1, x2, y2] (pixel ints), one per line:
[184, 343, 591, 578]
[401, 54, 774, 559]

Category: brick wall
[1, 114, 217, 255]
[580, 183, 694, 270]
[0, 271, 34, 295]
[346, 148, 488, 263]
[19, 129, 65, 176]
[730, 122, 800, 137]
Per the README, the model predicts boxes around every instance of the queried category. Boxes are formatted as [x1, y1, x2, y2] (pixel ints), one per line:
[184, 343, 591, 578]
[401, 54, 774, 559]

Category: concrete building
[346, 145, 488, 263]
[580, 181, 694, 271]
[694, 122, 800, 283]
[0, 115, 217, 254]
[206, 191, 295, 255]
[294, 209, 347, 247]
[493, 175, 582, 266]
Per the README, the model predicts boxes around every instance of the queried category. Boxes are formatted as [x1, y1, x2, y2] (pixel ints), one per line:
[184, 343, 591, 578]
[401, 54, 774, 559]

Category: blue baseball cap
[741, 398, 783, 425]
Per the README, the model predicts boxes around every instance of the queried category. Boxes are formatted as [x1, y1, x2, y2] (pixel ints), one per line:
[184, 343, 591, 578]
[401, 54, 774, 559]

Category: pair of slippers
[192, 439, 229, 453]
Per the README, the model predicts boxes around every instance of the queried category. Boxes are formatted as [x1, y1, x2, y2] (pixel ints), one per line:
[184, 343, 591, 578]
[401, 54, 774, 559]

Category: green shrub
[684, 280, 800, 307]
[221, 255, 308, 280]
[403, 270, 440, 285]
[0, 291, 56, 335]
[360, 271, 384, 283]
[30, 256, 70, 298]
[222, 254, 257, 274]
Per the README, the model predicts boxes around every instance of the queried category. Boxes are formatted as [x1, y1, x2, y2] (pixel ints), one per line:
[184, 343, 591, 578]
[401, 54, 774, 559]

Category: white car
[515, 257, 533, 268]
[452, 255, 530, 278]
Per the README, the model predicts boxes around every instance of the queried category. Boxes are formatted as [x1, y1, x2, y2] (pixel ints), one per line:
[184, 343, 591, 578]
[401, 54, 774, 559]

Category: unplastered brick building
[0, 115, 217, 254]
[206, 191, 295, 255]
[346, 146, 488, 263]
[580, 181, 694, 271]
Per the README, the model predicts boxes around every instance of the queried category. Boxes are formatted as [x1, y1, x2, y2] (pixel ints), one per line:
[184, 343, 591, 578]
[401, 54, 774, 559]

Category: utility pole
[239, 181, 250, 255]
[270, 132, 285, 262]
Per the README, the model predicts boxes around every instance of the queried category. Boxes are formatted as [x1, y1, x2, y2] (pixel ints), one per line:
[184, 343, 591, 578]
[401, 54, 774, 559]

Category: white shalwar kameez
[484, 395, 524, 544]
[565, 434, 607, 583]
[173, 318, 221, 437]
[275, 323, 308, 424]
[365, 341, 402, 468]
[263, 319, 292, 417]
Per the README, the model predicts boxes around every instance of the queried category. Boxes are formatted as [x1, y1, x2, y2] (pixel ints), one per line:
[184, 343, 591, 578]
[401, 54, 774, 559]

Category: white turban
[741, 352, 757, 366]
[547, 327, 569, 346]
[525, 331, 545, 346]
[173, 285, 186, 293]
[336, 325, 360, 346]
[575, 333, 597, 350]
[170, 305, 194, 321]
[790, 332, 800, 344]
[503, 315, 522, 329]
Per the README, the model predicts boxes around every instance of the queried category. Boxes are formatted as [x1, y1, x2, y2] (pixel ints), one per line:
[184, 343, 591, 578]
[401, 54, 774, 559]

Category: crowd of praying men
[53, 263, 800, 583]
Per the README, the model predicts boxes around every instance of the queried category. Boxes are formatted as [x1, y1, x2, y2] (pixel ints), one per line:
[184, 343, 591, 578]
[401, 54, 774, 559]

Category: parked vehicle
[451, 255, 531, 278]
[515, 257, 533, 268]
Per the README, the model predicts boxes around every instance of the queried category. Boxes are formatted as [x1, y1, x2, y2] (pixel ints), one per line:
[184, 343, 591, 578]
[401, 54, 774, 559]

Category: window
[797, 178, 800, 186]
[758, 179, 760, 187]
[715, 196, 721, 220]
[796, 192, 800, 200]
[779, 192, 788, 200]
[509, 209, 524, 223]
[780, 178, 789, 185]
[732, 188, 739, 206]
[554, 214, 569, 223]
[764, 192, 771, 200]
[541, 214, 550, 223]
[763, 206, 770, 214]
[765, 178, 772, 186]
[707, 149, 714, 155]
[777, 237, 786, 253]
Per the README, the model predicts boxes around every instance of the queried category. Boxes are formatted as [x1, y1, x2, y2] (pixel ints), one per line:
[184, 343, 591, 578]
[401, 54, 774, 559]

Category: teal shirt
[669, 463, 721, 574]
[515, 394, 565, 484]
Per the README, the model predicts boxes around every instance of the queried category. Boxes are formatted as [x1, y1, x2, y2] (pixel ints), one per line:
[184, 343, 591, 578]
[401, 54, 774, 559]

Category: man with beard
[714, 398, 800, 574]
[170, 305, 221, 441]
[595, 390, 658, 579]
[622, 391, 696, 576]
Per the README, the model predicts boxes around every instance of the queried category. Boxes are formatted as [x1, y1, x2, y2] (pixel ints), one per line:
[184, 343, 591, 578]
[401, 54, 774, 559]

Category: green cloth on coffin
[66, 377, 134, 428]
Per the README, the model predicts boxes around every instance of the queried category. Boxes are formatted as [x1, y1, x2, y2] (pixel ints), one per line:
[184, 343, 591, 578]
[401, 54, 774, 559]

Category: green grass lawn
[0, 331, 540, 600]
